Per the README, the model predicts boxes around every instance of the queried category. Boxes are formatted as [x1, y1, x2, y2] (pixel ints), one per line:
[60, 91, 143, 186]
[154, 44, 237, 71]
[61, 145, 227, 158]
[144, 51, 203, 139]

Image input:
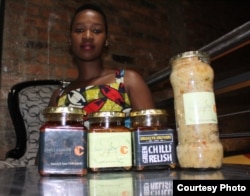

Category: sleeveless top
[56, 69, 132, 119]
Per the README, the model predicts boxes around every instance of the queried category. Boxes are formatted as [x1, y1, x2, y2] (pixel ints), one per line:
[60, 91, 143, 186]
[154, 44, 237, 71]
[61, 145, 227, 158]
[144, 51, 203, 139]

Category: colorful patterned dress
[56, 69, 132, 127]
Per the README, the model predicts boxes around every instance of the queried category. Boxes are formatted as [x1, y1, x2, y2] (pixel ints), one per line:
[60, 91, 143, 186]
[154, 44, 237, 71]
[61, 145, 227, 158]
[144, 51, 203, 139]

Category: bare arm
[124, 69, 155, 110]
[48, 88, 61, 106]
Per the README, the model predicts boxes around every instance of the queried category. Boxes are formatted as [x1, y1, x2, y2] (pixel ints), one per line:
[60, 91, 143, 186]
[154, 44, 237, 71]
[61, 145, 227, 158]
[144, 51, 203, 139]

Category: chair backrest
[6, 80, 69, 166]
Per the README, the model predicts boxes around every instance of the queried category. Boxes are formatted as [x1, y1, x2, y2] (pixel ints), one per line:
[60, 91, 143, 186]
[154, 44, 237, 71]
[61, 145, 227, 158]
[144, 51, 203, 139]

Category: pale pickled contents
[170, 51, 223, 169]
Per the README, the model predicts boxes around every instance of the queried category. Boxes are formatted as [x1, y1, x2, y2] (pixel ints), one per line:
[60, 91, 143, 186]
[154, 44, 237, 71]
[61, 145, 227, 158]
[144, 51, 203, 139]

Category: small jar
[88, 111, 132, 172]
[38, 107, 87, 176]
[169, 50, 223, 170]
[130, 109, 177, 171]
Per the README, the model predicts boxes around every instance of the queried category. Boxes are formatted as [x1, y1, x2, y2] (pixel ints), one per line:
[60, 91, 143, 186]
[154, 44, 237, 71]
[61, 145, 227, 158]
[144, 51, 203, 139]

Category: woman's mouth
[81, 43, 94, 50]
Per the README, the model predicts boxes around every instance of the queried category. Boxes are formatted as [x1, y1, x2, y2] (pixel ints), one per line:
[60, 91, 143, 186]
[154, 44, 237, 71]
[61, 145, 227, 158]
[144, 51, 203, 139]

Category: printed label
[39, 128, 87, 172]
[183, 92, 218, 125]
[88, 132, 132, 168]
[132, 129, 176, 167]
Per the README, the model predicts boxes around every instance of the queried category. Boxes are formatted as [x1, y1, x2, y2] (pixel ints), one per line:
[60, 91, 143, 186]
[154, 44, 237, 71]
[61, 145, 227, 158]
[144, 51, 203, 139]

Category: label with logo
[88, 132, 132, 168]
[132, 129, 176, 167]
[39, 128, 87, 173]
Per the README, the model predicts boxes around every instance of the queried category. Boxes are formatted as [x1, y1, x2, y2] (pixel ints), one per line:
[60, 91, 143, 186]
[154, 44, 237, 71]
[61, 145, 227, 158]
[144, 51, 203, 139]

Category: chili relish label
[132, 129, 177, 167]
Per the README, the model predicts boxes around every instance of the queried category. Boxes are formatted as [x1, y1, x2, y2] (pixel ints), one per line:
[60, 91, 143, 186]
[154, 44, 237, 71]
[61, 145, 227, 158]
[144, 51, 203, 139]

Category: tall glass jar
[39, 107, 87, 176]
[88, 111, 132, 172]
[130, 109, 177, 170]
[169, 51, 223, 170]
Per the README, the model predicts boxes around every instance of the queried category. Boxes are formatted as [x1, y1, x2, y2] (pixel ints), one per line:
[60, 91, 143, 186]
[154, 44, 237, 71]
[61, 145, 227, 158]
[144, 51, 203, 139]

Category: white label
[88, 132, 132, 168]
[183, 92, 218, 125]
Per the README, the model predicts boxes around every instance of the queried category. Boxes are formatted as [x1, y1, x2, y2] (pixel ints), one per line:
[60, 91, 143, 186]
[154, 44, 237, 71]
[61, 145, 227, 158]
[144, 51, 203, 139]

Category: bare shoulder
[124, 69, 142, 79]
[123, 69, 155, 109]
[124, 69, 141, 77]
[123, 69, 146, 84]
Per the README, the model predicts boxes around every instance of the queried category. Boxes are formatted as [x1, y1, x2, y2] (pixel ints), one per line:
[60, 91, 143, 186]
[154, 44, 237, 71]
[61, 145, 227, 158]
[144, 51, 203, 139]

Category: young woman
[49, 3, 155, 123]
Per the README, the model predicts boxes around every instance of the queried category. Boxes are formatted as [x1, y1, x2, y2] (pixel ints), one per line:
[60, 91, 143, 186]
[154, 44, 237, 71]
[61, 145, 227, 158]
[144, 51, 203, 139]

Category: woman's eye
[75, 28, 84, 33]
[92, 29, 102, 34]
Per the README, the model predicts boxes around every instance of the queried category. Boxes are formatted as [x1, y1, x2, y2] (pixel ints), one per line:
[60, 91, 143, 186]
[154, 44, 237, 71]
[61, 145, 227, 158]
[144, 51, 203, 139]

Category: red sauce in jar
[38, 107, 87, 176]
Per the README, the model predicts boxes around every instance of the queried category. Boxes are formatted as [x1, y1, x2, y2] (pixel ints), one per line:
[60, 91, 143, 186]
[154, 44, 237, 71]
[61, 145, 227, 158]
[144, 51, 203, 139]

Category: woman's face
[70, 9, 107, 61]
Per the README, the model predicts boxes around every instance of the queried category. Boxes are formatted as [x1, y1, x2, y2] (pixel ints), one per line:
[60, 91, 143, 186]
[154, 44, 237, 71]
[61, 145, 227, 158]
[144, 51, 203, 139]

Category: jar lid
[43, 107, 85, 115]
[169, 50, 210, 65]
[88, 111, 125, 118]
[130, 109, 167, 117]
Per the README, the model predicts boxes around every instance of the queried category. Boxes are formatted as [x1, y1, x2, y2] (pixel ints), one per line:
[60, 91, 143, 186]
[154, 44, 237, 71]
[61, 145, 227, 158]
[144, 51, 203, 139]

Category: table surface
[0, 164, 249, 196]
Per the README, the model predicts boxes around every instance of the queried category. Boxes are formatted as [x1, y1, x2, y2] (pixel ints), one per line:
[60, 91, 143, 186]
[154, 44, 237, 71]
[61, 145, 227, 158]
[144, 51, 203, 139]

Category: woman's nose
[83, 30, 93, 40]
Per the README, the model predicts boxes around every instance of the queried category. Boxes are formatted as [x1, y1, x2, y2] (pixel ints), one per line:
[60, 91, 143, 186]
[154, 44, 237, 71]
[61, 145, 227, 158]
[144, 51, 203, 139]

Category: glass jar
[88, 111, 132, 172]
[38, 107, 87, 176]
[169, 50, 223, 170]
[130, 109, 177, 171]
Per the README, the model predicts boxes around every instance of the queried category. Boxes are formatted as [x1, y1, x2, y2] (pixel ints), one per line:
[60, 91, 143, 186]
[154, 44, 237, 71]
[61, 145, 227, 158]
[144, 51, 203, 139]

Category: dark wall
[0, 0, 5, 74]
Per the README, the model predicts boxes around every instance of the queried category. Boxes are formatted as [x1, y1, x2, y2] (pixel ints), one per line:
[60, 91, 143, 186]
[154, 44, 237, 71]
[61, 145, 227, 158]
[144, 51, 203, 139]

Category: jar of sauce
[38, 107, 87, 176]
[88, 111, 132, 172]
[130, 109, 177, 171]
[169, 50, 223, 170]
